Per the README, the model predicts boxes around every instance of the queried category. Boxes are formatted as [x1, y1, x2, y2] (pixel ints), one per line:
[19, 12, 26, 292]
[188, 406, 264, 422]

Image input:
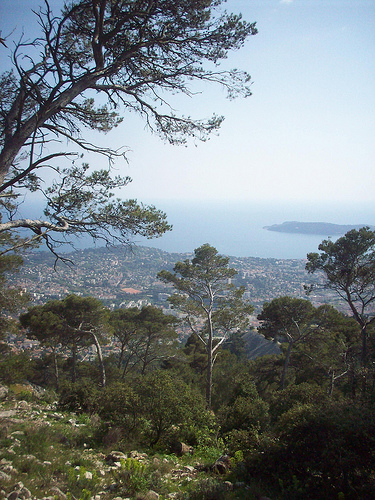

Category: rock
[173, 441, 193, 456]
[16, 401, 30, 410]
[0, 470, 11, 481]
[5, 481, 32, 500]
[0, 458, 13, 466]
[14, 382, 45, 399]
[11, 438, 21, 447]
[212, 455, 231, 475]
[21, 487, 31, 499]
[7, 492, 19, 500]
[2, 464, 16, 474]
[50, 487, 67, 500]
[0, 410, 17, 418]
[129, 450, 148, 460]
[84, 471, 93, 480]
[12, 482, 24, 490]
[223, 481, 234, 490]
[105, 451, 127, 464]
[0, 383, 8, 399]
[144, 491, 159, 500]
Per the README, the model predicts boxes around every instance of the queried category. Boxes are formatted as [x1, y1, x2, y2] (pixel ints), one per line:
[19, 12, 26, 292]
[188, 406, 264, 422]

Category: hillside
[0, 387, 257, 500]
[8, 244, 342, 314]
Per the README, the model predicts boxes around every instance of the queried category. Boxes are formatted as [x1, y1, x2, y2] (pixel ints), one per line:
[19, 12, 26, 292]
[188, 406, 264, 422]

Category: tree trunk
[280, 341, 293, 390]
[328, 370, 336, 397]
[91, 332, 106, 388]
[206, 313, 214, 409]
[72, 346, 77, 383]
[0, 73, 101, 185]
[361, 324, 367, 366]
[53, 349, 59, 391]
[118, 343, 125, 368]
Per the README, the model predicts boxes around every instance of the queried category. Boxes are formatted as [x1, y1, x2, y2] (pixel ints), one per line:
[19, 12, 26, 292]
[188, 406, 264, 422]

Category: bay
[21, 199, 375, 260]
[133, 200, 375, 259]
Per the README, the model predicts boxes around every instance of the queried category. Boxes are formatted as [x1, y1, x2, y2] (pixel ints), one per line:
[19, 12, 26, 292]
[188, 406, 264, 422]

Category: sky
[0, 0, 374, 207]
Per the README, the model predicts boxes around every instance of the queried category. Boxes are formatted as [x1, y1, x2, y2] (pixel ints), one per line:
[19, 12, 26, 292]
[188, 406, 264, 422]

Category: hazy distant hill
[243, 331, 280, 359]
[264, 221, 373, 236]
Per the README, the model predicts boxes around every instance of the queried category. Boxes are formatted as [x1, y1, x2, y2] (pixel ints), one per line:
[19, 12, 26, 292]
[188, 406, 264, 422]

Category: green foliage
[306, 227, 375, 366]
[67, 466, 100, 497]
[245, 400, 375, 499]
[135, 370, 209, 447]
[0, 352, 36, 384]
[257, 297, 342, 390]
[96, 382, 140, 447]
[179, 477, 233, 500]
[158, 244, 254, 408]
[269, 382, 331, 423]
[0, 231, 30, 338]
[0, 0, 256, 256]
[58, 379, 101, 414]
[92, 371, 211, 449]
[113, 458, 150, 496]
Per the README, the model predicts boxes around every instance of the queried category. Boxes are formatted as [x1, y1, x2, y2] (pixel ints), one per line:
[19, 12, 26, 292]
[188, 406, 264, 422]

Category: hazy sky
[1, 0, 374, 205]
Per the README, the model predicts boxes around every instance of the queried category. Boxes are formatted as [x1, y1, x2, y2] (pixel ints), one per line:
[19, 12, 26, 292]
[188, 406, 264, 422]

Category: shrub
[133, 371, 208, 447]
[113, 458, 150, 496]
[245, 400, 375, 499]
[58, 379, 100, 414]
[269, 382, 330, 423]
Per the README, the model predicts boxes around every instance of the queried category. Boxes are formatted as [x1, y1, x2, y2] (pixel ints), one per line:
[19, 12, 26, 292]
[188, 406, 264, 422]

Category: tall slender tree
[257, 297, 318, 390]
[306, 227, 375, 366]
[158, 243, 253, 408]
[21, 294, 109, 386]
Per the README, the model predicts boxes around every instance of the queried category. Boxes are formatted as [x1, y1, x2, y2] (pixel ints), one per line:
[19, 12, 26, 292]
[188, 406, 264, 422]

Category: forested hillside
[1, 235, 375, 499]
[0, 0, 374, 498]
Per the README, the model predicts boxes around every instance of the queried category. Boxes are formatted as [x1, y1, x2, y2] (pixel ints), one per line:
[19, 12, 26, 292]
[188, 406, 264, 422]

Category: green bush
[269, 382, 331, 423]
[245, 400, 375, 499]
[96, 372, 211, 449]
[136, 370, 209, 447]
[0, 352, 36, 384]
[113, 457, 150, 496]
[58, 379, 100, 414]
[178, 477, 233, 500]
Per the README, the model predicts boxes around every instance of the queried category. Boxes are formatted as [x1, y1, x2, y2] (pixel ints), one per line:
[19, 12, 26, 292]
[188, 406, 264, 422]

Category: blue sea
[24, 199, 375, 260]
[132, 200, 375, 259]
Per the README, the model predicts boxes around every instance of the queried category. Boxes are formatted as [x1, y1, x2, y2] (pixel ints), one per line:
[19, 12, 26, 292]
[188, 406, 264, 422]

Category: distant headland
[263, 221, 374, 236]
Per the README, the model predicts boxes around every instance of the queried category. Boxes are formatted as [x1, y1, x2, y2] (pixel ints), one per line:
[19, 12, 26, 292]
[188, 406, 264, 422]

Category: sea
[131, 200, 375, 260]
[24, 199, 375, 260]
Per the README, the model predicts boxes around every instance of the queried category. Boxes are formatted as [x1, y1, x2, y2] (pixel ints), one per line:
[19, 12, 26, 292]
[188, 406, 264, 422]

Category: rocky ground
[0, 385, 266, 500]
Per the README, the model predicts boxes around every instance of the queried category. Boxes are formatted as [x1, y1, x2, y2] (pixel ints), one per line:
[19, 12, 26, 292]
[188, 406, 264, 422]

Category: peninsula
[264, 221, 373, 235]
